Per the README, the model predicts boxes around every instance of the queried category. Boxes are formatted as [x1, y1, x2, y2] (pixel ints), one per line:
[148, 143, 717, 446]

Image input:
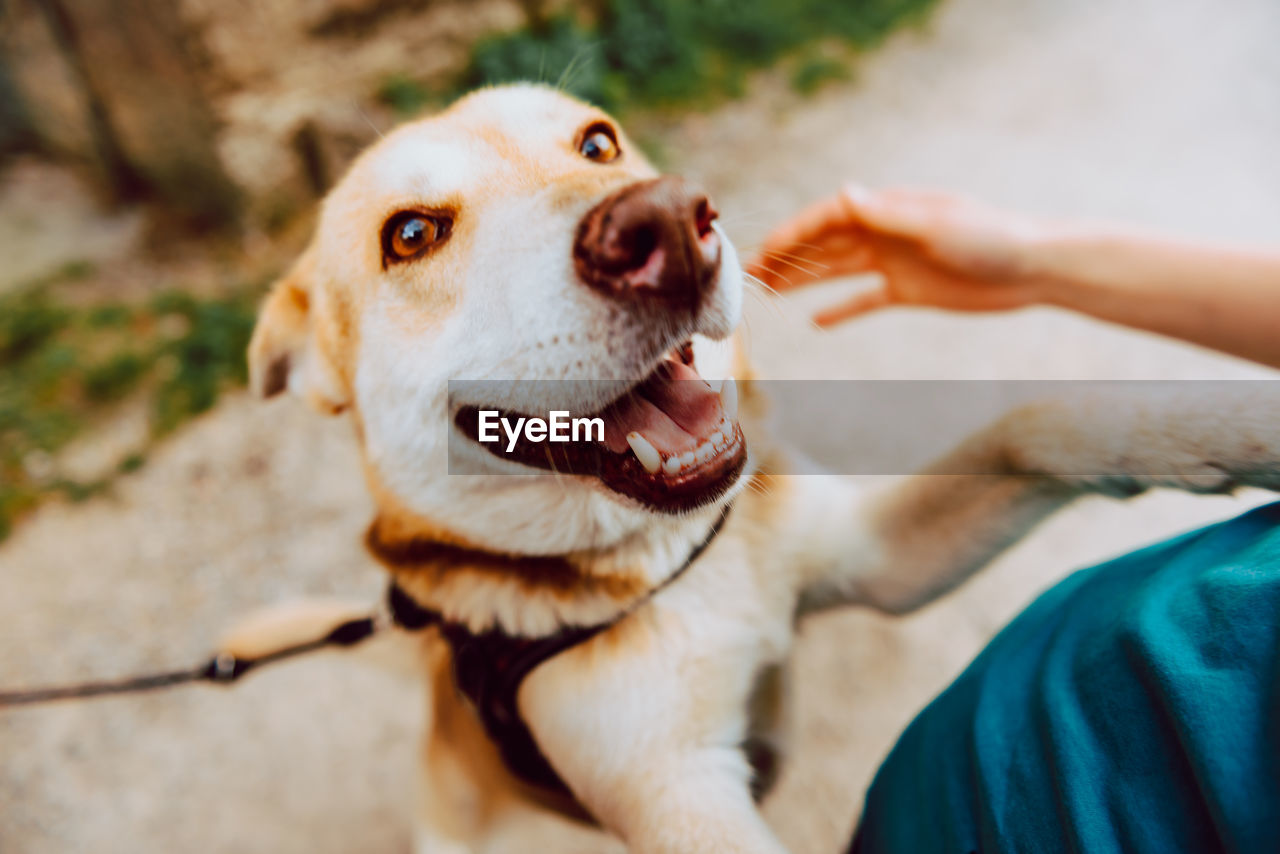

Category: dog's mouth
[455, 341, 746, 513]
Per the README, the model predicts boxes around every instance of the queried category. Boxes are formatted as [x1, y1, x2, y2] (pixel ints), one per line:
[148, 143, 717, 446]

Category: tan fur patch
[365, 512, 650, 605]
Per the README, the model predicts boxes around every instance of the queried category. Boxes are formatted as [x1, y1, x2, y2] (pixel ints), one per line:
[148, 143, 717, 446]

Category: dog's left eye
[578, 123, 620, 163]
[381, 211, 451, 265]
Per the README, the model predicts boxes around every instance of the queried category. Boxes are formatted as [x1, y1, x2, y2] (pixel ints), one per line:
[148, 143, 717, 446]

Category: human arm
[747, 186, 1280, 368]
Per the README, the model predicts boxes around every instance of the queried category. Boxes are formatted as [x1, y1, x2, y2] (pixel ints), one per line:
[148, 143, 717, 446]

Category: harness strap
[387, 501, 734, 795]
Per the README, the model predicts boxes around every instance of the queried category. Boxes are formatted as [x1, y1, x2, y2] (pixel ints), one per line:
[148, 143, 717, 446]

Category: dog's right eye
[381, 211, 451, 266]
[578, 122, 620, 163]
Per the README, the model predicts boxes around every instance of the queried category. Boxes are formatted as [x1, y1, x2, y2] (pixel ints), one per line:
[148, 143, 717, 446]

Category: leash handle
[0, 616, 379, 708]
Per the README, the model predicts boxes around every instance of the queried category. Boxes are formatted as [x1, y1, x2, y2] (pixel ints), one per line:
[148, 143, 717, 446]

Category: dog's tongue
[601, 360, 725, 455]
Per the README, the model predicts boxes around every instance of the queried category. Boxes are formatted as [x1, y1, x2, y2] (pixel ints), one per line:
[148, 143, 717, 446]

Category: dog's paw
[1067, 464, 1239, 499]
[1002, 392, 1280, 499]
[217, 599, 371, 659]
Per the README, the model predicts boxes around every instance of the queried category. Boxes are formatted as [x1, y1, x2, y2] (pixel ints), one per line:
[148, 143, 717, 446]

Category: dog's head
[249, 84, 747, 555]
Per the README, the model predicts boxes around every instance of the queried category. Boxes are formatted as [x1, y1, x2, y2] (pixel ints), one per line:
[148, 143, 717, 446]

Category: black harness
[386, 502, 733, 796]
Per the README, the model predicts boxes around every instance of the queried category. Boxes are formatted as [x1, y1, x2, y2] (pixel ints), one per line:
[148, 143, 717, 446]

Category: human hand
[746, 186, 1053, 326]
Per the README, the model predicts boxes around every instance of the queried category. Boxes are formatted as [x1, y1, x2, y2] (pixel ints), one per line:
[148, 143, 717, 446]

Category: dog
[233, 83, 1280, 853]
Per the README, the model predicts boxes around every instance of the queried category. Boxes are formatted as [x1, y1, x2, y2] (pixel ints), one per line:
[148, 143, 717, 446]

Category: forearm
[1034, 230, 1280, 368]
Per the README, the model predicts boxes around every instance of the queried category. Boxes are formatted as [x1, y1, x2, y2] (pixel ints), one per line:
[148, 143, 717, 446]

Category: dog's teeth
[695, 445, 712, 463]
[710, 431, 724, 447]
[626, 432, 662, 474]
[663, 455, 683, 475]
[720, 376, 738, 421]
[679, 451, 696, 467]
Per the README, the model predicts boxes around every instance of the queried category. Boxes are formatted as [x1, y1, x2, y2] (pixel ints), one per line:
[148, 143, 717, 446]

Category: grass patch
[791, 54, 852, 95]
[0, 267, 262, 540]
[380, 0, 938, 117]
[375, 73, 435, 115]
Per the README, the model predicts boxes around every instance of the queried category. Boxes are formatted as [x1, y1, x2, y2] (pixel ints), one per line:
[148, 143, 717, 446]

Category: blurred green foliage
[376, 73, 435, 116]
[459, 0, 936, 111]
[0, 265, 259, 540]
[379, 0, 936, 116]
[791, 55, 851, 95]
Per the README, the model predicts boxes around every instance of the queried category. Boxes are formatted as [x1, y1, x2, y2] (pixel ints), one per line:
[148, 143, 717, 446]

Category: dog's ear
[248, 250, 350, 414]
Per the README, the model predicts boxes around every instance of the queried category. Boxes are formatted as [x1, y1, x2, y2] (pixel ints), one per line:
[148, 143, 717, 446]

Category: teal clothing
[852, 502, 1280, 854]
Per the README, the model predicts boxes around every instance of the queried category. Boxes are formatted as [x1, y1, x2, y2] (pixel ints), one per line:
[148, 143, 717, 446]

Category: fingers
[813, 284, 893, 327]
[746, 249, 827, 292]
[746, 185, 984, 306]
[763, 194, 851, 257]
[840, 184, 955, 241]
[748, 186, 1036, 327]
[746, 193, 875, 291]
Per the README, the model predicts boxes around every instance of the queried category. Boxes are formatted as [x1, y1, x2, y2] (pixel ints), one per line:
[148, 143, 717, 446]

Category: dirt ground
[3, 0, 1279, 851]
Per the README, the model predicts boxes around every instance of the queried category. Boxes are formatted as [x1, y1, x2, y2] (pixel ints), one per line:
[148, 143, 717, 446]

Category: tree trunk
[0, 53, 36, 156]
[29, 0, 241, 229]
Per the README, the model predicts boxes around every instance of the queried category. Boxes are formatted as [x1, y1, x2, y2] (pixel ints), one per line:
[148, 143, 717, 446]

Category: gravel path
[4, 0, 1279, 851]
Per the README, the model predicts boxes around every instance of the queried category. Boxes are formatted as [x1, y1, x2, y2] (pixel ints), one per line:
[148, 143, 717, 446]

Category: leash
[0, 615, 379, 708]
[0, 502, 732, 711]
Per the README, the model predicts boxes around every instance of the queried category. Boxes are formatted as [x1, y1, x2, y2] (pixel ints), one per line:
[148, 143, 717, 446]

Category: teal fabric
[852, 501, 1280, 854]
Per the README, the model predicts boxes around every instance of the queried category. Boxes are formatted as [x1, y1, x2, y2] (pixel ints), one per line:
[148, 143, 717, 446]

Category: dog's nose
[573, 176, 721, 309]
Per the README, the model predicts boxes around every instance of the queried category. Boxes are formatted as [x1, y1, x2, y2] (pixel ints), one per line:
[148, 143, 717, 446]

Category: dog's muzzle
[573, 176, 722, 313]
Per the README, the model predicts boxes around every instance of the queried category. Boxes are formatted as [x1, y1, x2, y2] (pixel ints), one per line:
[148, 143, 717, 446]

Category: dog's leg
[533, 739, 787, 854]
[580, 751, 787, 854]
[217, 598, 374, 657]
[519, 621, 792, 854]
[413, 728, 483, 854]
[411, 640, 509, 854]
[794, 385, 1280, 614]
[217, 598, 425, 679]
[412, 826, 473, 854]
